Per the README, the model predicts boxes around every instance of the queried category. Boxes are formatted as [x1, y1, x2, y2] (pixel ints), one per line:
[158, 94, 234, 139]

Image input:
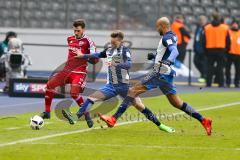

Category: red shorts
[47, 71, 86, 92]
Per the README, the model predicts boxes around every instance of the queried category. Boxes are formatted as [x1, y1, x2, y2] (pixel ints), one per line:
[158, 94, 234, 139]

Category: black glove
[147, 53, 156, 60]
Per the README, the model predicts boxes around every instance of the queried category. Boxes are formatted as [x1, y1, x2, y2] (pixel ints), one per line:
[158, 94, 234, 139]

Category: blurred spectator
[221, 17, 230, 30]
[202, 12, 230, 87]
[171, 15, 191, 63]
[193, 15, 208, 83]
[225, 20, 240, 88]
[0, 31, 17, 57]
[0, 38, 32, 92]
[211, 16, 230, 84]
[0, 31, 17, 81]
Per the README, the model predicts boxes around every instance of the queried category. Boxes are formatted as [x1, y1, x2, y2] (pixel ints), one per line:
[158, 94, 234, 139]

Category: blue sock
[77, 98, 94, 118]
[113, 96, 134, 119]
[141, 107, 161, 126]
[181, 102, 203, 122]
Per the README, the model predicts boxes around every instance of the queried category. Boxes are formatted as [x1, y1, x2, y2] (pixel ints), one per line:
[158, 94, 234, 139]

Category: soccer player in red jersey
[40, 19, 97, 127]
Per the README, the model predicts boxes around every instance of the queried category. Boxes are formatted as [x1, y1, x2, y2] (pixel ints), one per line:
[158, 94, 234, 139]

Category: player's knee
[45, 84, 56, 94]
[46, 82, 55, 90]
[70, 92, 79, 100]
[128, 87, 137, 97]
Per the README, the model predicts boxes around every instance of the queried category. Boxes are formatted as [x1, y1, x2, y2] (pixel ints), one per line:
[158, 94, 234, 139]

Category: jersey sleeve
[162, 34, 177, 48]
[162, 34, 179, 63]
[83, 50, 107, 59]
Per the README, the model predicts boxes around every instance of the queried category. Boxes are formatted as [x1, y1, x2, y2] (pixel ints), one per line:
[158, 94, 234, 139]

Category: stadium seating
[0, 0, 239, 30]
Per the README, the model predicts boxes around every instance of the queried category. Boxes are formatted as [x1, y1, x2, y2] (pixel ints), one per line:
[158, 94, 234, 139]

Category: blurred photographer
[0, 31, 17, 81]
[0, 38, 32, 92]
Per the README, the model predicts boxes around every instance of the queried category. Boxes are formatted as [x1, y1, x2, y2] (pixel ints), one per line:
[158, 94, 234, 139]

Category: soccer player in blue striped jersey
[99, 17, 212, 136]
[62, 30, 175, 132]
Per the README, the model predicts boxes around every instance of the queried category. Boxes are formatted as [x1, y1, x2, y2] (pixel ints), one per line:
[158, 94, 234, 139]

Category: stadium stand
[0, 0, 239, 30]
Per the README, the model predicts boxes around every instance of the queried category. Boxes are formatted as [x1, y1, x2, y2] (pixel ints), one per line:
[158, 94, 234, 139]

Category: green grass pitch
[0, 92, 240, 160]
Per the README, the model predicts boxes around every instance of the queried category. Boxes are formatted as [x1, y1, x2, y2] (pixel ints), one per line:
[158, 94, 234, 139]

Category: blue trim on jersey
[161, 31, 179, 64]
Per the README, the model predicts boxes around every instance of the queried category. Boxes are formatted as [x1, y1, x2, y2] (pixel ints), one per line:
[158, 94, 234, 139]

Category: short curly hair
[73, 19, 86, 28]
[110, 30, 124, 40]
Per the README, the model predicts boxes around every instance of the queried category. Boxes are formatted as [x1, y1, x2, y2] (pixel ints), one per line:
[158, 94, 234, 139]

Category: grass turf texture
[0, 92, 240, 160]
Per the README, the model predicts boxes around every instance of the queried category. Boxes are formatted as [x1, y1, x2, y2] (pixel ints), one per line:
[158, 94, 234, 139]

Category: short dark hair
[73, 19, 86, 28]
[110, 30, 124, 40]
[5, 31, 17, 42]
[212, 12, 221, 21]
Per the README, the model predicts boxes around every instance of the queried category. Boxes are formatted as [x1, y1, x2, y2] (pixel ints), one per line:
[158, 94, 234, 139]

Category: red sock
[70, 84, 84, 107]
[73, 95, 84, 107]
[45, 89, 54, 112]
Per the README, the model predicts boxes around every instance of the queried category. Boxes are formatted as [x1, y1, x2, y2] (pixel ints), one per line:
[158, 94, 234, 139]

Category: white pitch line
[0, 101, 43, 108]
[4, 122, 54, 131]
[4, 127, 21, 130]
[0, 101, 240, 148]
[0, 99, 61, 108]
[196, 102, 240, 112]
[28, 142, 240, 151]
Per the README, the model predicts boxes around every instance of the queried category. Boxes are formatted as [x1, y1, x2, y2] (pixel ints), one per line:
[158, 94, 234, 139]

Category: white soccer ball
[30, 115, 44, 130]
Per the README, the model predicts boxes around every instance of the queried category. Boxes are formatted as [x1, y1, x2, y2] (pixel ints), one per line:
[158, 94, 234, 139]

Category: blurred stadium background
[0, 0, 239, 29]
[0, 1, 240, 159]
[0, 0, 238, 75]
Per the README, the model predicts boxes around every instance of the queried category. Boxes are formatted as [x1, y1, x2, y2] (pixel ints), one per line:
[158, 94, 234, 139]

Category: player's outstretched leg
[84, 112, 94, 128]
[40, 75, 64, 119]
[181, 102, 212, 135]
[62, 109, 77, 125]
[73, 91, 105, 127]
[76, 98, 94, 118]
[98, 113, 116, 128]
[40, 88, 54, 119]
[201, 117, 212, 136]
[98, 109, 175, 133]
[167, 94, 212, 135]
[69, 82, 94, 128]
[141, 107, 175, 133]
[132, 97, 175, 133]
[98, 96, 134, 127]
[62, 109, 94, 128]
[98, 96, 175, 133]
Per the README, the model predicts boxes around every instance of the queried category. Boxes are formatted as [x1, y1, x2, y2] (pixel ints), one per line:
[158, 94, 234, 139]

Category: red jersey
[64, 34, 96, 73]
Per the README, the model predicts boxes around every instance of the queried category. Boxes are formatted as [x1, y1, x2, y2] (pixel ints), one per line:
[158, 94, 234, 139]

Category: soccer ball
[30, 115, 44, 130]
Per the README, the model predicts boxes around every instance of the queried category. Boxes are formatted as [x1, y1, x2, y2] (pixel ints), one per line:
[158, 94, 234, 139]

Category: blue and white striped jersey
[155, 31, 179, 65]
[82, 44, 132, 84]
[105, 45, 132, 84]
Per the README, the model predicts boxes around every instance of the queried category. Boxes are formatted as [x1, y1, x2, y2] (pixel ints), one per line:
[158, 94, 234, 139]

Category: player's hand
[159, 63, 171, 75]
